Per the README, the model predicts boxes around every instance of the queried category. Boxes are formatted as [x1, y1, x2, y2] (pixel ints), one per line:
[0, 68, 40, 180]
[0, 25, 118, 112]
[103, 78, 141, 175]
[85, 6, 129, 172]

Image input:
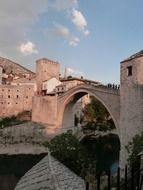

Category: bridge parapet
[58, 83, 120, 100]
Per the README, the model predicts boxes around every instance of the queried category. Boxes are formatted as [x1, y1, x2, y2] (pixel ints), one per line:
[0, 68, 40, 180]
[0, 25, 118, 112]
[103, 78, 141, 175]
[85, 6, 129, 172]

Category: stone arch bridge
[57, 84, 120, 133]
[31, 52, 143, 168]
[32, 83, 120, 134]
[32, 83, 124, 164]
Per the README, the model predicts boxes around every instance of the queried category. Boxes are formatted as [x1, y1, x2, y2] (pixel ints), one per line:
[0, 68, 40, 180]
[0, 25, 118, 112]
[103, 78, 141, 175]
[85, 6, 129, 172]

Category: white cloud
[71, 9, 89, 35]
[0, 0, 48, 56]
[55, 24, 80, 47]
[67, 67, 83, 76]
[51, 1, 89, 36]
[19, 41, 38, 56]
[69, 37, 79, 47]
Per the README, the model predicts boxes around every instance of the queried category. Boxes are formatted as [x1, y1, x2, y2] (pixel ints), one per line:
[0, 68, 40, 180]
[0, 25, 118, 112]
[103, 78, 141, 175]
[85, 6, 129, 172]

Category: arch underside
[58, 87, 120, 134]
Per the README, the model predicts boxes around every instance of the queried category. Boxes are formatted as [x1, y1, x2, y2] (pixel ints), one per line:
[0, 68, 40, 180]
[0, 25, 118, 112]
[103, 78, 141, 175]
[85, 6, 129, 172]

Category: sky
[0, 0, 143, 84]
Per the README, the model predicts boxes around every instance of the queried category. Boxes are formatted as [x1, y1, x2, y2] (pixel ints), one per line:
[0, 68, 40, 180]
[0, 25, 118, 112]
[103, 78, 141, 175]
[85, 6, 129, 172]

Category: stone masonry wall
[120, 56, 143, 166]
[36, 58, 60, 94]
[0, 85, 35, 116]
[32, 96, 58, 128]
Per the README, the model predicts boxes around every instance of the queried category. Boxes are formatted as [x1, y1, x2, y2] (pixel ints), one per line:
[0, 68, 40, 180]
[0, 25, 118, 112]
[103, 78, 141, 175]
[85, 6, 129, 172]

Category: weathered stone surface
[120, 55, 143, 167]
[0, 122, 51, 153]
[36, 58, 60, 94]
[57, 84, 120, 132]
[15, 154, 85, 190]
[0, 85, 35, 116]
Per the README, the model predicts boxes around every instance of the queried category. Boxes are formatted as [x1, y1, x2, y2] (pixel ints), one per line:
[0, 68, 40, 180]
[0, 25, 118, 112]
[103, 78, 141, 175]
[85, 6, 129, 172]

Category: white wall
[42, 77, 61, 93]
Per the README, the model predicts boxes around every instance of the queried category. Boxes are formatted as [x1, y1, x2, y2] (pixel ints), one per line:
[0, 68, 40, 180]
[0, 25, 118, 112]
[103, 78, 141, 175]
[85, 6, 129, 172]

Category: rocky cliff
[0, 57, 35, 76]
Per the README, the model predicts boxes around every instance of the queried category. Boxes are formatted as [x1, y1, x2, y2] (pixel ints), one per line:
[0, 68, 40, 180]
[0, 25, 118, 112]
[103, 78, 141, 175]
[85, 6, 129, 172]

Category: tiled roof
[15, 154, 85, 190]
[121, 50, 143, 63]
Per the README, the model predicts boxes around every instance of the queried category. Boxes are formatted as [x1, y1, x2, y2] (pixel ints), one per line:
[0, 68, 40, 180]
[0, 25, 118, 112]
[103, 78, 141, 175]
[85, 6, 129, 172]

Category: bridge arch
[57, 84, 120, 134]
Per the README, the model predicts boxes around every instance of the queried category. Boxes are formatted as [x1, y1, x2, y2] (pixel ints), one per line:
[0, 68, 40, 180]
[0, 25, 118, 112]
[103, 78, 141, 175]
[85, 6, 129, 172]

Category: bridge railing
[85, 161, 143, 190]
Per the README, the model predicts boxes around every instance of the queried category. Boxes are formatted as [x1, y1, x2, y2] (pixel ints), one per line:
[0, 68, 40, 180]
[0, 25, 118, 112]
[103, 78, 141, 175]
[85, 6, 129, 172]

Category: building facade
[0, 85, 35, 116]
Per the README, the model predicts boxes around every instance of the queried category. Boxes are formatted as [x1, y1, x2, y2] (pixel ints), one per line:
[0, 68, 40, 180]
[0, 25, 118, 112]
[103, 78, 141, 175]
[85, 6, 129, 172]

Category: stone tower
[120, 50, 143, 166]
[36, 58, 60, 94]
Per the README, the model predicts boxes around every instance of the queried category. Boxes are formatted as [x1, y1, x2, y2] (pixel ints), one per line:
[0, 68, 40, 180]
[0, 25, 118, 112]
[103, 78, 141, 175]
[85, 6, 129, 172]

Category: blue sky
[0, 0, 143, 84]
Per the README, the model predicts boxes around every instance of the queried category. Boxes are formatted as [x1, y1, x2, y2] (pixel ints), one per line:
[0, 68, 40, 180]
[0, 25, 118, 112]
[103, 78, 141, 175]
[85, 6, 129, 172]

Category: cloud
[0, 0, 48, 57]
[69, 37, 79, 47]
[50, 0, 78, 11]
[71, 9, 89, 35]
[51, 1, 89, 36]
[67, 67, 83, 76]
[19, 41, 38, 56]
[55, 24, 80, 47]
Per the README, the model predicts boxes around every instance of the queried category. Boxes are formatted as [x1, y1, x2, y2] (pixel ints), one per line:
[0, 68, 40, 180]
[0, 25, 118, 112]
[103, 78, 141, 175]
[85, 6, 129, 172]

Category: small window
[16, 102, 18, 104]
[17, 90, 19, 92]
[8, 95, 10, 98]
[26, 96, 28, 99]
[17, 95, 19, 98]
[127, 66, 132, 76]
[8, 102, 10, 104]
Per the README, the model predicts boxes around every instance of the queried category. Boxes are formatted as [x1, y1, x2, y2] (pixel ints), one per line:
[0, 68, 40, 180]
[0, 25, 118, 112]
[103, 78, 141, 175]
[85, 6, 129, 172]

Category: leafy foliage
[126, 132, 143, 164]
[83, 96, 110, 122]
[43, 132, 97, 180]
[0, 115, 25, 129]
[44, 131, 120, 182]
[82, 121, 115, 133]
[81, 96, 115, 133]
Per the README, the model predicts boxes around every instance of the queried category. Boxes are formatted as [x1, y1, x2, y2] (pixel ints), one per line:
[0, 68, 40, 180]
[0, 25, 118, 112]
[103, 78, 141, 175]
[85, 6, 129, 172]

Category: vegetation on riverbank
[0, 111, 31, 129]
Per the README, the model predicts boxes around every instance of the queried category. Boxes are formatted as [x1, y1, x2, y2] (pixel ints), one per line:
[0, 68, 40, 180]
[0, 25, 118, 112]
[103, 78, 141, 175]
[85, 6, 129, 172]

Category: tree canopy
[83, 96, 109, 122]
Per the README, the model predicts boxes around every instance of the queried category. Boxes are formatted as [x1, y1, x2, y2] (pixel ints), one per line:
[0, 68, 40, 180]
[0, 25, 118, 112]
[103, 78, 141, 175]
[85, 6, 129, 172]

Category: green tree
[126, 132, 143, 164]
[44, 132, 97, 180]
[83, 96, 110, 122]
[43, 131, 120, 190]
[82, 96, 115, 132]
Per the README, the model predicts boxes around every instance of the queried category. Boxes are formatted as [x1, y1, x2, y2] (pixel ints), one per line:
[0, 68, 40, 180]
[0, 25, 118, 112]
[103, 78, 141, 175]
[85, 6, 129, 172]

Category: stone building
[0, 85, 34, 116]
[120, 50, 143, 165]
[42, 77, 61, 95]
[0, 57, 36, 116]
[36, 58, 60, 95]
[0, 56, 98, 118]
[61, 77, 99, 89]
[11, 77, 37, 92]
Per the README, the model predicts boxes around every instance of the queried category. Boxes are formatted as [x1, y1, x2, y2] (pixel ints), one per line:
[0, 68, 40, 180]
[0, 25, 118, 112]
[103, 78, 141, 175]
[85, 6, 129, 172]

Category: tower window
[127, 66, 132, 76]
